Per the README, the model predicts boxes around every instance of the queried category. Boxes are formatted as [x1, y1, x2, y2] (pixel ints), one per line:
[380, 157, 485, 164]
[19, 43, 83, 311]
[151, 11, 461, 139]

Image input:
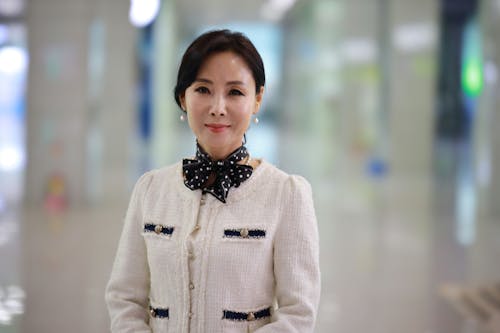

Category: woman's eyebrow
[226, 80, 245, 86]
[194, 78, 246, 86]
[194, 78, 213, 84]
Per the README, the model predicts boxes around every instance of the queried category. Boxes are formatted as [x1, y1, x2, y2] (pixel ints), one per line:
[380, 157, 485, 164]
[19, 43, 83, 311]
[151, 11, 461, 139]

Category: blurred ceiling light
[0, 46, 27, 75]
[341, 39, 377, 64]
[260, 0, 297, 22]
[393, 23, 436, 53]
[129, 0, 160, 28]
[0, 0, 24, 17]
[0, 145, 24, 171]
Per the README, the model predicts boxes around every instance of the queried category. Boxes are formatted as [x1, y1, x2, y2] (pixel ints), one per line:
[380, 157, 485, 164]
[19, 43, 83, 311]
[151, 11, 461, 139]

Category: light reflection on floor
[0, 207, 23, 329]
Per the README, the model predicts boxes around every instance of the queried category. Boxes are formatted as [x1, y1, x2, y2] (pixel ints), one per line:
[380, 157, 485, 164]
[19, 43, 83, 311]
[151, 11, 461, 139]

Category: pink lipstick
[206, 123, 229, 133]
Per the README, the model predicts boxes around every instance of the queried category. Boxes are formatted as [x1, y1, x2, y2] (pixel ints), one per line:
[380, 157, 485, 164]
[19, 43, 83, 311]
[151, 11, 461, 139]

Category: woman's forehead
[196, 52, 255, 85]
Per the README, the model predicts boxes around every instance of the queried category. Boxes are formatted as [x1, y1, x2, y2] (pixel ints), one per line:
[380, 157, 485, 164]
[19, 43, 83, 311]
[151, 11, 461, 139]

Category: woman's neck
[200, 143, 241, 161]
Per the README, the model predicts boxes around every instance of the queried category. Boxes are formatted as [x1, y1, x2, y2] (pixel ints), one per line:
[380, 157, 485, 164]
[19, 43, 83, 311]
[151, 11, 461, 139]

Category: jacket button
[150, 309, 156, 317]
[188, 251, 195, 259]
[247, 312, 255, 321]
[240, 228, 249, 238]
[193, 224, 201, 232]
[189, 282, 195, 290]
[154, 225, 163, 234]
[189, 312, 193, 318]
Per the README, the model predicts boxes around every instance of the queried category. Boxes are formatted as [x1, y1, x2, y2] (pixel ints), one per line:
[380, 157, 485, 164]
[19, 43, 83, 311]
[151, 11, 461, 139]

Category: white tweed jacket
[105, 160, 320, 333]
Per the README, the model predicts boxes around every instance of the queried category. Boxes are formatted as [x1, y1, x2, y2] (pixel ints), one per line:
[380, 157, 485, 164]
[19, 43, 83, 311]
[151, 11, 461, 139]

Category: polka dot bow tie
[182, 144, 253, 203]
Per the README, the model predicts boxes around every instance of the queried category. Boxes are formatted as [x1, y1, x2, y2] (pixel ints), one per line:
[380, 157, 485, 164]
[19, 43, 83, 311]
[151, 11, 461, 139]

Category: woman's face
[180, 51, 264, 160]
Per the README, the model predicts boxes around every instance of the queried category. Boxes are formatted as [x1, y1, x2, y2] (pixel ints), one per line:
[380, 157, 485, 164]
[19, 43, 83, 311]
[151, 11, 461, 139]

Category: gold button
[193, 224, 201, 232]
[150, 309, 156, 317]
[240, 228, 249, 238]
[189, 282, 195, 290]
[154, 225, 163, 234]
[247, 312, 255, 321]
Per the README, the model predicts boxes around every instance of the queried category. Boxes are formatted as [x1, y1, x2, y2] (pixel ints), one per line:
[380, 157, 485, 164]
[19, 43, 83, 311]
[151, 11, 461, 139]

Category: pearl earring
[180, 113, 186, 122]
[253, 117, 259, 124]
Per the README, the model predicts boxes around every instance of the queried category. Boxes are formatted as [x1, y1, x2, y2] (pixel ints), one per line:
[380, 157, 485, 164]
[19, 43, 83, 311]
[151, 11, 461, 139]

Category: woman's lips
[206, 123, 230, 133]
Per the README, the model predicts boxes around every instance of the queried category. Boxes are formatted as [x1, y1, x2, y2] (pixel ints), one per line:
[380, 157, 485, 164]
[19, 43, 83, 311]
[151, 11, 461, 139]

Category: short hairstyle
[174, 29, 265, 109]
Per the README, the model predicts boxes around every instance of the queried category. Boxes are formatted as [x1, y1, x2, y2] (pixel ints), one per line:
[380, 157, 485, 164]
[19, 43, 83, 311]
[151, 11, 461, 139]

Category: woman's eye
[195, 86, 210, 94]
[229, 89, 244, 96]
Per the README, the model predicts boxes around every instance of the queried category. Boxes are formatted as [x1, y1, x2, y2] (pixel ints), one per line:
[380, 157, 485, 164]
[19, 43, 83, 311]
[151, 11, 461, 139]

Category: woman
[105, 29, 320, 333]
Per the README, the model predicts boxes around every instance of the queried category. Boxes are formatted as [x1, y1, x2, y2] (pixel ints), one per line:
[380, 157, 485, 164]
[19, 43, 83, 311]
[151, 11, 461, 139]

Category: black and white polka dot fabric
[182, 143, 253, 203]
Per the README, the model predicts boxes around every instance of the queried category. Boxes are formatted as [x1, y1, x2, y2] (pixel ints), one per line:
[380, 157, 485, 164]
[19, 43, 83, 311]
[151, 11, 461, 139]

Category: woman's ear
[179, 93, 186, 111]
[254, 86, 264, 113]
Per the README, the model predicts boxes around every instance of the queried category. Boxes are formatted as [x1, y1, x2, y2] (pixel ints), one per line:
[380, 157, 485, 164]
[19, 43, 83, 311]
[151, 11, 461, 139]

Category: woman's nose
[210, 95, 226, 116]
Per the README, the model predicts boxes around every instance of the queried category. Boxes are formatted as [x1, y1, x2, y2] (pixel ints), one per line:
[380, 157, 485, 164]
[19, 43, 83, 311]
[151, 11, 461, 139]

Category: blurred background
[1, 0, 500, 332]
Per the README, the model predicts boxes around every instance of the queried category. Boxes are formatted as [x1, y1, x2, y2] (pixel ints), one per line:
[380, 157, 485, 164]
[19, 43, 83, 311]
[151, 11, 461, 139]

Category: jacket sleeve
[105, 172, 153, 333]
[256, 175, 321, 333]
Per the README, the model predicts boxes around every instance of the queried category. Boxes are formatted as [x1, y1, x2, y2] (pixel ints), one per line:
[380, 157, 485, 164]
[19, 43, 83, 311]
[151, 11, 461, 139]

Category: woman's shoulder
[258, 160, 313, 194]
[133, 161, 182, 193]
[254, 161, 314, 214]
[149, 161, 182, 178]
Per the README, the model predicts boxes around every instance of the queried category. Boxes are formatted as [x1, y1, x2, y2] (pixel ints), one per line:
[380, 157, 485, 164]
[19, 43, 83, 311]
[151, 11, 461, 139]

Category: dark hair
[174, 29, 265, 109]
